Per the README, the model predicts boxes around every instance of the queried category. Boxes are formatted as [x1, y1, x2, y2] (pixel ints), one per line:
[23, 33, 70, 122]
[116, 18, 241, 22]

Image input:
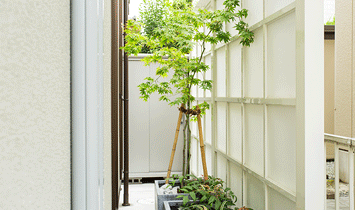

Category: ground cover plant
[123, 0, 254, 177]
[168, 174, 252, 210]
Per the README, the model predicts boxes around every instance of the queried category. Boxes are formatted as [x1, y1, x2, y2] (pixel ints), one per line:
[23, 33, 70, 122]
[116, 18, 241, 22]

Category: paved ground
[327, 197, 349, 210]
[119, 183, 155, 210]
[327, 197, 349, 209]
[118, 182, 350, 209]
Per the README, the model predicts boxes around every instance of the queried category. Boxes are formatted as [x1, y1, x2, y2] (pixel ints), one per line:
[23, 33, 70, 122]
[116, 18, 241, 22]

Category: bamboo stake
[197, 105, 208, 180]
[166, 104, 185, 184]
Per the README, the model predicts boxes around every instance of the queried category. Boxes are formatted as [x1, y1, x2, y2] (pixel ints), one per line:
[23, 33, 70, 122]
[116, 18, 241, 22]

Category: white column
[295, 0, 324, 209]
[71, 0, 87, 209]
[72, 0, 105, 209]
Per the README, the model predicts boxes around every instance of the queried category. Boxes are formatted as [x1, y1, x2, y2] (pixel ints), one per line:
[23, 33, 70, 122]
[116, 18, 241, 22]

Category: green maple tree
[123, 0, 254, 176]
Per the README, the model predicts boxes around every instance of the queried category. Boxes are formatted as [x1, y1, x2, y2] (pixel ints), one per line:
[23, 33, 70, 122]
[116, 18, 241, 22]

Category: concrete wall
[0, 1, 70, 209]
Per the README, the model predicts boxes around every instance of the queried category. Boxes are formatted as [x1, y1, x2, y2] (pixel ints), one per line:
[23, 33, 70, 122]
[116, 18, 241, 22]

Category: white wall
[104, 0, 113, 208]
[192, 0, 324, 209]
[0, 1, 70, 209]
[128, 56, 184, 177]
[334, 0, 355, 139]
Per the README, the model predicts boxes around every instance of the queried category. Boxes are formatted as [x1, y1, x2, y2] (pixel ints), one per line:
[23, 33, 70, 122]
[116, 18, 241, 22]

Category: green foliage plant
[325, 16, 335, 25]
[123, 0, 254, 177]
[168, 174, 253, 210]
[138, 0, 168, 53]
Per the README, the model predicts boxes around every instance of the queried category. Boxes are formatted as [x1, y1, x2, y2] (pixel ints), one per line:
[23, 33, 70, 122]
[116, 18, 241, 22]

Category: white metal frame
[191, 0, 324, 208]
[71, 0, 105, 209]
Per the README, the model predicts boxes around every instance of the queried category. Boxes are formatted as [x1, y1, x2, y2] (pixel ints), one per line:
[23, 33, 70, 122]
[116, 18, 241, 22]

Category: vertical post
[111, 0, 119, 208]
[119, 0, 124, 182]
[335, 143, 339, 210]
[166, 104, 185, 184]
[86, 0, 104, 208]
[122, 0, 130, 205]
[295, 0, 324, 208]
[197, 105, 208, 180]
[349, 146, 354, 210]
[71, 0, 87, 209]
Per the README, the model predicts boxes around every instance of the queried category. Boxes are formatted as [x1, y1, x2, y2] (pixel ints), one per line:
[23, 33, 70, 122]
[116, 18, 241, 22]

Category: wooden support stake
[166, 104, 185, 184]
[197, 105, 208, 180]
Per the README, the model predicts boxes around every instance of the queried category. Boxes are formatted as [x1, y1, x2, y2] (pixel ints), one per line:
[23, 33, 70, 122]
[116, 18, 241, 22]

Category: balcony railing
[325, 133, 355, 210]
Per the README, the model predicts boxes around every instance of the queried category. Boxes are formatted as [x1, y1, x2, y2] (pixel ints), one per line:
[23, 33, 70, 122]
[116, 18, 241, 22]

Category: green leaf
[215, 199, 221, 209]
[208, 196, 216, 205]
[200, 195, 207, 202]
[179, 176, 184, 185]
[220, 201, 228, 209]
[189, 192, 197, 201]
[183, 195, 190, 205]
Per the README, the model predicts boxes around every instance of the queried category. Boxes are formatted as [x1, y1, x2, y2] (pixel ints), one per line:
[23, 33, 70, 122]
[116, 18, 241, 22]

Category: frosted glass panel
[244, 28, 263, 98]
[205, 55, 212, 97]
[198, 72, 204, 97]
[228, 41, 242, 97]
[191, 139, 198, 175]
[217, 154, 228, 183]
[205, 26, 211, 52]
[191, 84, 197, 98]
[229, 103, 242, 162]
[266, 0, 294, 17]
[216, 47, 226, 97]
[205, 105, 212, 144]
[192, 44, 198, 58]
[267, 12, 296, 98]
[246, 174, 265, 210]
[267, 105, 296, 192]
[268, 187, 296, 209]
[230, 164, 243, 208]
[217, 102, 227, 153]
[244, 105, 264, 175]
[206, 146, 213, 176]
[227, 19, 239, 37]
[216, 0, 225, 10]
[243, 0, 263, 26]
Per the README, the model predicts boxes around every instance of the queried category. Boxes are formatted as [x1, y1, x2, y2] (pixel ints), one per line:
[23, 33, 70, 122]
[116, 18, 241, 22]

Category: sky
[129, 0, 335, 23]
[129, 0, 144, 19]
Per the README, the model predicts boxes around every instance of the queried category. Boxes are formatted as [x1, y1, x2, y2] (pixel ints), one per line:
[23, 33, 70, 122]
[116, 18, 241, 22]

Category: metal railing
[325, 133, 355, 210]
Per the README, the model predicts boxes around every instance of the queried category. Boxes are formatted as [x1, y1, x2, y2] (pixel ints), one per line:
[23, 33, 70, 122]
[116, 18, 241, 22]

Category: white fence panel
[216, 102, 227, 153]
[128, 56, 184, 177]
[193, 0, 324, 208]
[244, 104, 264, 176]
[228, 103, 242, 162]
[243, 28, 263, 98]
[267, 105, 296, 192]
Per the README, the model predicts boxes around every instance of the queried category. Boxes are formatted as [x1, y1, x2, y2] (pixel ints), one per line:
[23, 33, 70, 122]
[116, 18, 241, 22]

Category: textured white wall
[0, 1, 70, 209]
